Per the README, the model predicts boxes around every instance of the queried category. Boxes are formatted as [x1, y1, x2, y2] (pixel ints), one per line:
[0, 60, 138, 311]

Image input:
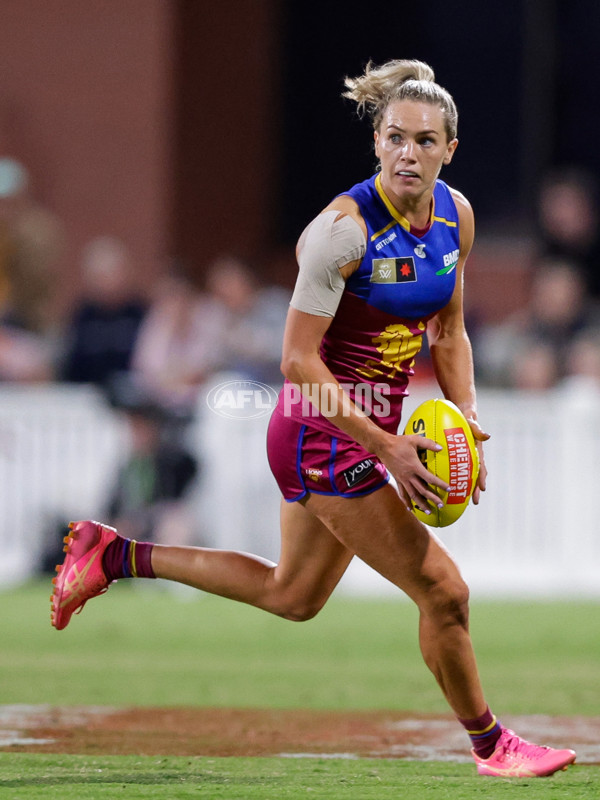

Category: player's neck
[380, 178, 433, 229]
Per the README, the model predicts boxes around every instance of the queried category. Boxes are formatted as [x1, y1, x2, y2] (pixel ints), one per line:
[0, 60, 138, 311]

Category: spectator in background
[39, 382, 200, 573]
[0, 157, 63, 382]
[60, 236, 147, 390]
[0, 157, 64, 335]
[536, 167, 600, 298]
[474, 258, 600, 389]
[104, 384, 199, 546]
[206, 255, 290, 386]
[560, 328, 600, 392]
[131, 270, 226, 416]
[0, 324, 53, 382]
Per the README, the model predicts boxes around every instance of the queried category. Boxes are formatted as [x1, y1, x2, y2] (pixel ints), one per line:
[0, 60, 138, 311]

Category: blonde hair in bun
[343, 59, 458, 140]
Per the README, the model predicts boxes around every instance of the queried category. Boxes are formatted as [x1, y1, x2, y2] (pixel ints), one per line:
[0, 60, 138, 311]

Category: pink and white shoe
[473, 727, 576, 777]
[50, 520, 117, 630]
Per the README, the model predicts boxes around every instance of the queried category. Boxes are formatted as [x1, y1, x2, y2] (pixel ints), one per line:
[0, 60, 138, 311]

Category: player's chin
[393, 176, 420, 192]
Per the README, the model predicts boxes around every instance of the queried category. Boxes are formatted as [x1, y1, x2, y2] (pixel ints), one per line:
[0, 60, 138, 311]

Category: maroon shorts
[266, 408, 389, 502]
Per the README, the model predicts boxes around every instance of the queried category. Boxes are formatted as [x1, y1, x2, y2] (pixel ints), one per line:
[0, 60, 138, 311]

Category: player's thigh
[303, 484, 465, 606]
[273, 498, 354, 605]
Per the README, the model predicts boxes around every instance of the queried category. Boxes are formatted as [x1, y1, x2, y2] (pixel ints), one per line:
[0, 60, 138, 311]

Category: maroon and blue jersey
[279, 173, 461, 439]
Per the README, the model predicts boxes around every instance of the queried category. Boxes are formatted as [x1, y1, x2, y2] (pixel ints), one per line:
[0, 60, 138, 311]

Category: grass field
[0, 753, 597, 799]
[1, 579, 599, 798]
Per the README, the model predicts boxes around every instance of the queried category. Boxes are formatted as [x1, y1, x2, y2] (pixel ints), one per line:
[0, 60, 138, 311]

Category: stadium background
[1, 0, 599, 288]
[0, 1, 598, 595]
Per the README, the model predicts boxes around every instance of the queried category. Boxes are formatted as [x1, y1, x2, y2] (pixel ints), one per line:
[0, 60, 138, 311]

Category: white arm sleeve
[290, 210, 366, 318]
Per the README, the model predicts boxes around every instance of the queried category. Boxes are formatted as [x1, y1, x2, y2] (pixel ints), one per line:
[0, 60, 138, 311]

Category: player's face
[374, 100, 458, 209]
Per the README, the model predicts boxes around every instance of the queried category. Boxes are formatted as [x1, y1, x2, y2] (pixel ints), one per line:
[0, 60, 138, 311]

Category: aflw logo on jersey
[370, 257, 417, 283]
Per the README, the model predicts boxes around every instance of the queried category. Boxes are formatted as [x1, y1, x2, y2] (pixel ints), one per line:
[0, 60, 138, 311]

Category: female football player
[52, 59, 575, 776]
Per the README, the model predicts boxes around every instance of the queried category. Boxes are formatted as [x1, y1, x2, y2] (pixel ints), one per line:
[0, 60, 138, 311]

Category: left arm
[426, 189, 489, 502]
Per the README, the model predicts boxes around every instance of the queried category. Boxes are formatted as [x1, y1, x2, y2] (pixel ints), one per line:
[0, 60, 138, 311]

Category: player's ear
[373, 130, 380, 159]
[443, 138, 458, 165]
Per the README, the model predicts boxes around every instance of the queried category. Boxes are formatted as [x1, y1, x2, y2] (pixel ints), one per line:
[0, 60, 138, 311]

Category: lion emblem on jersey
[356, 321, 426, 379]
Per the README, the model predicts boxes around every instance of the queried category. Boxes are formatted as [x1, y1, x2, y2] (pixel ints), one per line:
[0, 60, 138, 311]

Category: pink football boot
[51, 520, 117, 630]
[473, 727, 576, 777]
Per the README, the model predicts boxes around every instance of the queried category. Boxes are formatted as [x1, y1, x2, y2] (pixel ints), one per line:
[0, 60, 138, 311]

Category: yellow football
[402, 398, 479, 527]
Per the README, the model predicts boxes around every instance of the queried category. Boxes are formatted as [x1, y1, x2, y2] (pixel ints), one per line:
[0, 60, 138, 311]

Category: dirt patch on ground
[0, 706, 598, 763]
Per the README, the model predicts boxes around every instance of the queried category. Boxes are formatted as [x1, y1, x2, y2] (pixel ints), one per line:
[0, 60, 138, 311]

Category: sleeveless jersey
[278, 173, 461, 438]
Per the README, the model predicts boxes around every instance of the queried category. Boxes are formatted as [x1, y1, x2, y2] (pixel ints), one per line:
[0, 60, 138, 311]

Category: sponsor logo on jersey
[436, 248, 459, 275]
[370, 257, 417, 284]
[413, 243, 427, 259]
[375, 231, 397, 251]
[343, 458, 375, 489]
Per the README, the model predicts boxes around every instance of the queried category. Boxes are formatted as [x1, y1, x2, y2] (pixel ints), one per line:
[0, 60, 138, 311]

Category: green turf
[0, 754, 595, 800]
[2, 581, 599, 799]
[2, 580, 600, 714]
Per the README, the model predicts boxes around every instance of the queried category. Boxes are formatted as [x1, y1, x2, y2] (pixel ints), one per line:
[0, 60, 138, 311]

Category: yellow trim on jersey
[370, 219, 396, 242]
[373, 173, 458, 236]
[374, 173, 412, 232]
[432, 214, 458, 228]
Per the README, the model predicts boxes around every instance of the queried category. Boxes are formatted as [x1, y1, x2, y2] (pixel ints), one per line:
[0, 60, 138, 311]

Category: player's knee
[422, 577, 470, 629]
[266, 574, 330, 621]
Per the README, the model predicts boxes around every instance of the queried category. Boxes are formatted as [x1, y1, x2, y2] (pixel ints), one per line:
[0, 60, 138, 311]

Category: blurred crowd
[0, 155, 290, 397]
[0, 155, 291, 559]
[4, 151, 600, 558]
[5, 156, 600, 400]
[471, 167, 600, 391]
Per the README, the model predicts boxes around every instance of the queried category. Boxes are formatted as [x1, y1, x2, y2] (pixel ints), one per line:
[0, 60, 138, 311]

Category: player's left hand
[466, 418, 489, 505]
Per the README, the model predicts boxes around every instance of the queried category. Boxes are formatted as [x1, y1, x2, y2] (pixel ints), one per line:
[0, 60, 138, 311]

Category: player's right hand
[378, 434, 450, 515]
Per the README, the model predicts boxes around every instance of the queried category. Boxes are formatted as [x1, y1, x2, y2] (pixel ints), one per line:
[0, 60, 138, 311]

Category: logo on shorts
[305, 467, 323, 483]
[343, 458, 375, 489]
[370, 257, 417, 284]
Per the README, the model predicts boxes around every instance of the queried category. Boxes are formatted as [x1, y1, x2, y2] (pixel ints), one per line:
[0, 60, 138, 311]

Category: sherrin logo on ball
[402, 398, 479, 528]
